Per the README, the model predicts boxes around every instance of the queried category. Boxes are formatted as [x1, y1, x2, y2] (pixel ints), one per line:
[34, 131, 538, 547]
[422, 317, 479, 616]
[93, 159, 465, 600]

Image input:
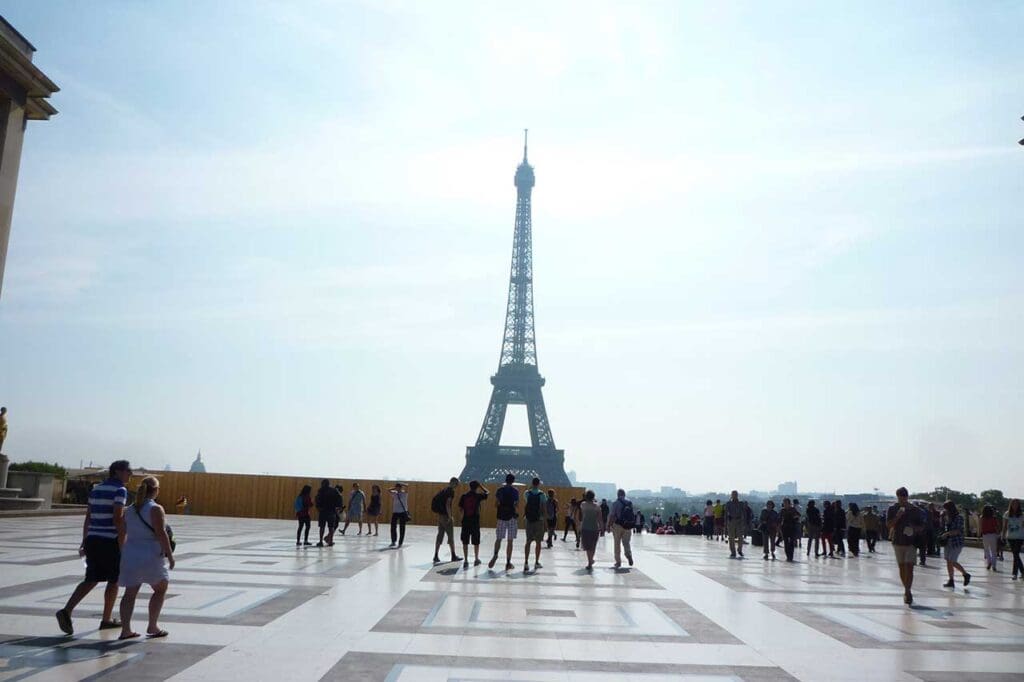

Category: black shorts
[83, 536, 120, 583]
[460, 517, 481, 546]
[318, 513, 337, 529]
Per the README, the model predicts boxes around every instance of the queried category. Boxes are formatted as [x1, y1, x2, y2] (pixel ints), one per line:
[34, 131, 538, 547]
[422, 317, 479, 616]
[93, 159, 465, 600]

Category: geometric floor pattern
[0, 515, 1022, 681]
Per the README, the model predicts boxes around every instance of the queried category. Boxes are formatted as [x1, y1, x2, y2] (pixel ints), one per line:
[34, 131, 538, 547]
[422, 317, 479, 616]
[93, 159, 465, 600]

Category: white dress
[119, 500, 170, 586]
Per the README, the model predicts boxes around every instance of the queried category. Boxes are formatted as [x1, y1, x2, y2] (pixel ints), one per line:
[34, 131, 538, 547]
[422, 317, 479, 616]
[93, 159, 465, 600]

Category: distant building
[189, 451, 206, 473]
[627, 489, 655, 498]
[776, 481, 798, 495]
[577, 481, 617, 501]
[660, 486, 687, 498]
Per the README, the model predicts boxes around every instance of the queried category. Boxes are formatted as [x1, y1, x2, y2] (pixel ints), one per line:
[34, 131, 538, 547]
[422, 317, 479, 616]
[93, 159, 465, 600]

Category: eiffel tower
[460, 131, 571, 487]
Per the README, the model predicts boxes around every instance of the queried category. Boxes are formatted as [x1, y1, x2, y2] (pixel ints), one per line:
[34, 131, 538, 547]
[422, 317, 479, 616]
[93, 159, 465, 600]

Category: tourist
[863, 505, 880, 553]
[388, 482, 410, 548]
[713, 499, 725, 541]
[0, 406, 6, 452]
[607, 489, 635, 568]
[489, 473, 519, 571]
[833, 500, 847, 556]
[703, 500, 714, 540]
[116, 475, 174, 640]
[562, 498, 579, 545]
[759, 501, 779, 560]
[458, 480, 488, 568]
[523, 478, 548, 572]
[580, 490, 603, 570]
[846, 503, 863, 557]
[294, 484, 313, 546]
[342, 482, 367, 536]
[1003, 499, 1023, 580]
[779, 498, 800, 562]
[431, 477, 462, 564]
[366, 484, 382, 537]
[805, 500, 822, 557]
[822, 500, 835, 558]
[887, 486, 926, 605]
[56, 460, 132, 635]
[333, 484, 346, 535]
[926, 503, 941, 557]
[980, 505, 1000, 572]
[315, 479, 343, 547]
[792, 498, 803, 548]
[939, 500, 970, 589]
[725, 491, 746, 559]
[545, 489, 559, 548]
[635, 510, 645, 535]
[599, 498, 610, 537]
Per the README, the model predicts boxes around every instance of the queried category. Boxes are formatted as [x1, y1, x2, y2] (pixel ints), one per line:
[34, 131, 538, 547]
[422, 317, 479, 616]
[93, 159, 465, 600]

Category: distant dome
[189, 451, 206, 474]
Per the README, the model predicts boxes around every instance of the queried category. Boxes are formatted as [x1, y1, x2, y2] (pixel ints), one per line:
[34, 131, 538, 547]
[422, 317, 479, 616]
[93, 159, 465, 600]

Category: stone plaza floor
[0, 515, 1022, 681]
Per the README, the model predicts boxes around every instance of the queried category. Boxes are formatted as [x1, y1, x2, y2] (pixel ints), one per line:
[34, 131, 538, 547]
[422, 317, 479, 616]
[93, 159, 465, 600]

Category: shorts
[461, 517, 481, 545]
[893, 544, 917, 564]
[318, 513, 337, 529]
[581, 529, 599, 552]
[496, 518, 518, 541]
[944, 544, 962, 563]
[526, 520, 546, 543]
[83, 536, 121, 583]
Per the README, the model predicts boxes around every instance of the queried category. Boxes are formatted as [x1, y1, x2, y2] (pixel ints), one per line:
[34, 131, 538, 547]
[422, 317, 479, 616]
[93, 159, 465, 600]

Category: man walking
[545, 489, 559, 548]
[458, 480, 488, 568]
[489, 473, 520, 571]
[56, 460, 132, 635]
[887, 486, 926, 605]
[315, 479, 343, 547]
[607, 489, 635, 568]
[725, 490, 746, 558]
[432, 477, 463, 564]
[523, 478, 548, 572]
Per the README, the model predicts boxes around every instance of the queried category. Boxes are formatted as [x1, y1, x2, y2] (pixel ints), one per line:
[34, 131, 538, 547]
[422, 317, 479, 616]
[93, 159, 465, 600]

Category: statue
[189, 450, 206, 474]
[0, 407, 7, 453]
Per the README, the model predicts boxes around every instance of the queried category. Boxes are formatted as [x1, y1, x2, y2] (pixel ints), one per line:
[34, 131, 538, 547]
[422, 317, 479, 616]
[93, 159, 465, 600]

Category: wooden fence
[148, 471, 585, 529]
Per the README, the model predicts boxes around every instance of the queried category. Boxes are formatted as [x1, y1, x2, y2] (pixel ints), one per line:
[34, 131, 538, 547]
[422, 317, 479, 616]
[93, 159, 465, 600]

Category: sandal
[118, 632, 141, 640]
[146, 629, 169, 639]
[99, 619, 121, 630]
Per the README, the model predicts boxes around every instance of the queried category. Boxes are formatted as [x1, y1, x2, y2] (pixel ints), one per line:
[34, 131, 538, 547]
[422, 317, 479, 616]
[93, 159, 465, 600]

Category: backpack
[617, 499, 635, 528]
[293, 495, 303, 513]
[525, 490, 543, 522]
[461, 492, 479, 518]
[431, 489, 449, 515]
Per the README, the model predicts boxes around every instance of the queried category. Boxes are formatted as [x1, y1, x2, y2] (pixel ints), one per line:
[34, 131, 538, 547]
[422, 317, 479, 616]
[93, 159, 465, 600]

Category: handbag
[136, 503, 176, 553]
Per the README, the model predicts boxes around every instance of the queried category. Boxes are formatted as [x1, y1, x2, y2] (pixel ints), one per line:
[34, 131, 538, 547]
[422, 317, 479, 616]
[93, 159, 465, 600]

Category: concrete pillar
[0, 98, 27, 299]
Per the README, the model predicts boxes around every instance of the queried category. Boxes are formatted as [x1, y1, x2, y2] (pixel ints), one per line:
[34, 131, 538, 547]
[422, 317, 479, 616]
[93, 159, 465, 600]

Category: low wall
[150, 471, 585, 529]
[6, 471, 54, 509]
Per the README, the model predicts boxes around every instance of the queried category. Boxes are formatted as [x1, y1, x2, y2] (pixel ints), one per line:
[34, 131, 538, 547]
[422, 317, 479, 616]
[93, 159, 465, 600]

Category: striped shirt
[87, 478, 128, 539]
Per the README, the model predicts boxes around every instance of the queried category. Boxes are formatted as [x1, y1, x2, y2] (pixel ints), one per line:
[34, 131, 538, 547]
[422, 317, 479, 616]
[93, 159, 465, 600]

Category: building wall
[147, 470, 584, 528]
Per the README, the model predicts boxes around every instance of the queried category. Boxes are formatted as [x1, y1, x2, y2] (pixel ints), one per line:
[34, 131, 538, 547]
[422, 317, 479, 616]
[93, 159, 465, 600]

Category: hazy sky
[1, 2, 1021, 496]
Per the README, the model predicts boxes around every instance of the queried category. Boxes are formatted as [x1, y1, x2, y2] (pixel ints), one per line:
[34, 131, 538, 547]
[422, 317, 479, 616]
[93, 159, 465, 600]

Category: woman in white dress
[118, 476, 175, 639]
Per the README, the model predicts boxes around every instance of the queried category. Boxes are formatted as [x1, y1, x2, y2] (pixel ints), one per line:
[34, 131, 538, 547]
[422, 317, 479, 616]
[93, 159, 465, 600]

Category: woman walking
[846, 503, 863, 557]
[833, 500, 847, 556]
[779, 498, 800, 562]
[342, 483, 366, 535]
[117, 476, 174, 640]
[389, 483, 410, 548]
[940, 500, 971, 588]
[366, 485, 382, 537]
[562, 498, 580, 546]
[821, 501, 835, 558]
[1003, 499, 1023, 580]
[981, 505, 1000, 571]
[579, 490, 603, 570]
[805, 500, 822, 558]
[295, 485, 313, 546]
[703, 500, 715, 540]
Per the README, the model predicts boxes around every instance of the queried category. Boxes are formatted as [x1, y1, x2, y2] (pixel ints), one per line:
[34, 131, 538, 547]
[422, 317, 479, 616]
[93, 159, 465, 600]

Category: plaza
[0, 515, 1021, 681]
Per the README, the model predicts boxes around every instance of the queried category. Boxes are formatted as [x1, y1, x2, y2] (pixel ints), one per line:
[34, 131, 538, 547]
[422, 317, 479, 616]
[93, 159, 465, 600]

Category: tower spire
[523, 128, 528, 163]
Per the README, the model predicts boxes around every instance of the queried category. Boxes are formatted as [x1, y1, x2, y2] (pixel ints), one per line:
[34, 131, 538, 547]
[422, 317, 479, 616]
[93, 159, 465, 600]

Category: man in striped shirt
[56, 460, 132, 635]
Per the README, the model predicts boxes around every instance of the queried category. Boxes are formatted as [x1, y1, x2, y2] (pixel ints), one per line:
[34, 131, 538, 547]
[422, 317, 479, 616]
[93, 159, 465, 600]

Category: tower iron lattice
[460, 131, 570, 487]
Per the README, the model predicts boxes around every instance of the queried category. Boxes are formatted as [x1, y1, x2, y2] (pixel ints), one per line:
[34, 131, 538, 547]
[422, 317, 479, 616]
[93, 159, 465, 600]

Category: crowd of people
[57, 461, 1022, 642]
[701, 487, 1024, 605]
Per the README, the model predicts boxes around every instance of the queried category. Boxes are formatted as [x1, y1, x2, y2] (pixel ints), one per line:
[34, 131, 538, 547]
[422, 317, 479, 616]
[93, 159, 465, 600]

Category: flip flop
[99, 619, 121, 630]
[118, 632, 141, 640]
[146, 630, 169, 639]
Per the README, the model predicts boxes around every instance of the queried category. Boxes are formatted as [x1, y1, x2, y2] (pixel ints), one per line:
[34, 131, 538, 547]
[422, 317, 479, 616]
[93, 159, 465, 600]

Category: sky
[0, 1, 1021, 496]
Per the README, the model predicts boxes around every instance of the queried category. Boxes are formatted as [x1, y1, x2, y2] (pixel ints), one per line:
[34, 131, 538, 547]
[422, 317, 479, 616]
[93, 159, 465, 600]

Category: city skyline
[0, 3, 1021, 496]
